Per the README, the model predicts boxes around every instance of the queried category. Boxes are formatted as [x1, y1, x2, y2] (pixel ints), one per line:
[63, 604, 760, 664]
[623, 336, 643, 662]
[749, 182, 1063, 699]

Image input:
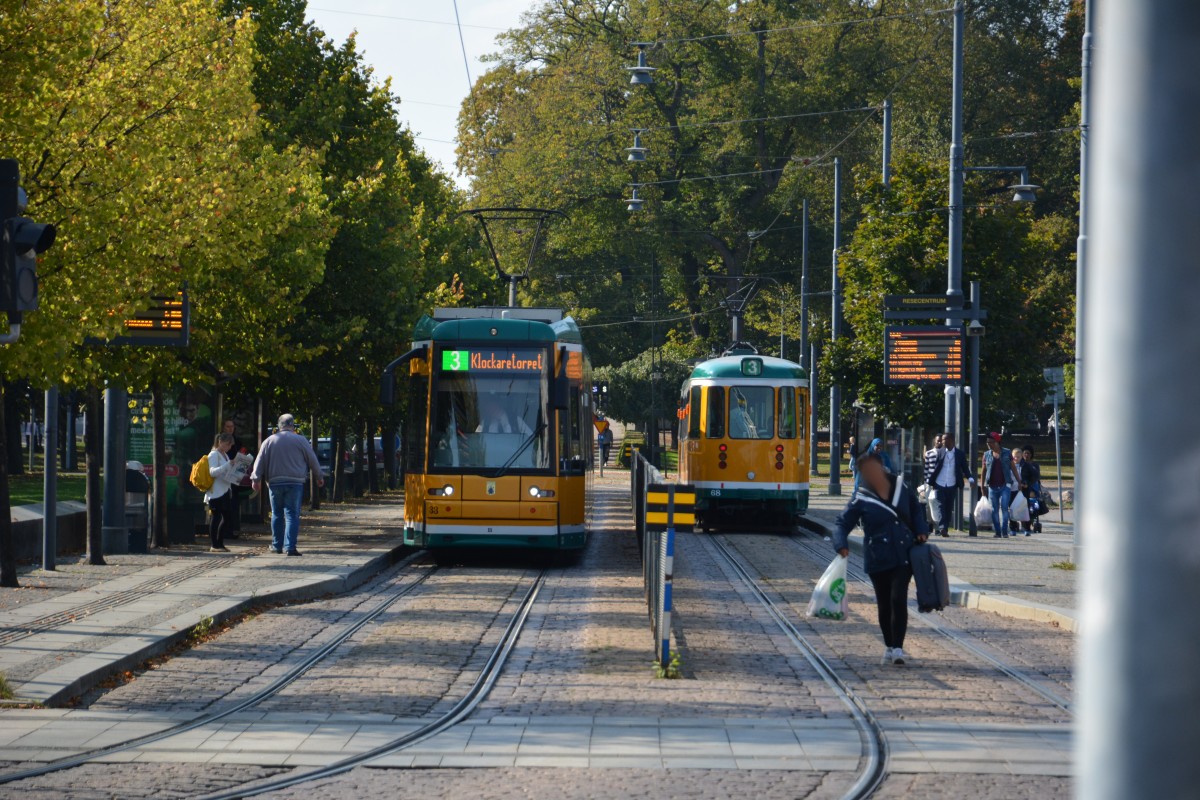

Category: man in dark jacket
[926, 432, 974, 537]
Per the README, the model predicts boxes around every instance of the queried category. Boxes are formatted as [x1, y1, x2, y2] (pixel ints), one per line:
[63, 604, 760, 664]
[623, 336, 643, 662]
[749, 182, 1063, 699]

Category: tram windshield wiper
[488, 420, 547, 479]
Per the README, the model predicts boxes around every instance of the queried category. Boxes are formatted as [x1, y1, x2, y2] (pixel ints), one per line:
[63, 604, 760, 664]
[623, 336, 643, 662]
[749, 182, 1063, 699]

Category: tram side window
[797, 389, 807, 440]
[706, 386, 725, 438]
[778, 386, 797, 439]
[687, 386, 702, 439]
[405, 373, 428, 472]
[729, 386, 775, 440]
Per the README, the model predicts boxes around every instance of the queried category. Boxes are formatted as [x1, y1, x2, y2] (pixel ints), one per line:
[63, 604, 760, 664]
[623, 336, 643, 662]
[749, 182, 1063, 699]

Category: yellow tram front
[383, 308, 593, 557]
[678, 352, 810, 526]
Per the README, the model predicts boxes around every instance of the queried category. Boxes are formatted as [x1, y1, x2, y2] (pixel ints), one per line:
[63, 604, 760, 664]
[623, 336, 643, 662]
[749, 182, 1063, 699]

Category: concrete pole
[944, 1, 965, 436]
[1071, 0, 1093, 566]
[101, 386, 128, 554]
[827, 158, 843, 496]
[65, 393, 76, 471]
[799, 199, 810, 371]
[968, 281, 982, 536]
[42, 387, 57, 570]
[1078, 3, 1200, 798]
[881, 98, 893, 188]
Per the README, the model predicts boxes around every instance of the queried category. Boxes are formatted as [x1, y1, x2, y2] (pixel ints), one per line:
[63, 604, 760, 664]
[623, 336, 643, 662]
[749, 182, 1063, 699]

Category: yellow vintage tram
[677, 347, 810, 527]
[380, 308, 594, 561]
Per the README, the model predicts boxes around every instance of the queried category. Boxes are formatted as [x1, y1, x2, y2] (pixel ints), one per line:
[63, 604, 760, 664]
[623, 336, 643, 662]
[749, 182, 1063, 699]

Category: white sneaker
[892, 648, 908, 665]
[881, 647, 894, 665]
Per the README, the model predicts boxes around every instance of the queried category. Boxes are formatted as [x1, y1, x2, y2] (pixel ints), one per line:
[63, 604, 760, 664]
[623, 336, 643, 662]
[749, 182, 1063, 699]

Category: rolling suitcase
[910, 542, 951, 613]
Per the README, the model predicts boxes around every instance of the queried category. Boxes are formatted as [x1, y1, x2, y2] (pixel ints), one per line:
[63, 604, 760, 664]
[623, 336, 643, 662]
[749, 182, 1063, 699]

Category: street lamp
[626, 130, 648, 162]
[626, 44, 656, 86]
[964, 165, 1040, 203]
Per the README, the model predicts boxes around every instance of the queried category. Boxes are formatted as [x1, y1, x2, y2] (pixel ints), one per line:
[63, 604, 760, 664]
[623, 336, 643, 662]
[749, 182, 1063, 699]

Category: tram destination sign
[884, 326, 964, 385]
[441, 348, 546, 373]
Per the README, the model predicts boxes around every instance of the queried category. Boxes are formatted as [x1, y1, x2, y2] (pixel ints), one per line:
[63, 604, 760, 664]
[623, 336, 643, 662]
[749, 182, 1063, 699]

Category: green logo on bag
[816, 607, 845, 620]
[829, 578, 846, 604]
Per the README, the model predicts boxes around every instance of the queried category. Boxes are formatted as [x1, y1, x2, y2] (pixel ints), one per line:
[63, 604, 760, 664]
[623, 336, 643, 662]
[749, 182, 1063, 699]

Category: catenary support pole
[1071, 0, 1093, 566]
[968, 281, 981, 536]
[827, 158, 843, 496]
[42, 387, 57, 571]
[799, 199, 810, 371]
[101, 385, 129, 554]
[1078, 3, 1200, 798]
[809, 344, 819, 479]
[881, 98, 892, 188]
[944, 1, 965, 437]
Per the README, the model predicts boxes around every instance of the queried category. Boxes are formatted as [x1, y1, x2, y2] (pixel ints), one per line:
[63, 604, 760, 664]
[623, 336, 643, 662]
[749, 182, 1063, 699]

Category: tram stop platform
[0, 495, 410, 707]
[801, 486, 1079, 632]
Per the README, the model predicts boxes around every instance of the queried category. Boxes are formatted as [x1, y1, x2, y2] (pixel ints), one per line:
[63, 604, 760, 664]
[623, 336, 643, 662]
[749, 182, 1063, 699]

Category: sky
[306, 1, 536, 188]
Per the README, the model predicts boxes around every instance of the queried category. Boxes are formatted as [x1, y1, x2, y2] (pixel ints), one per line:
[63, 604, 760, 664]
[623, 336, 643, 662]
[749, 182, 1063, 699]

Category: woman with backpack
[204, 433, 241, 553]
[832, 451, 929, 666]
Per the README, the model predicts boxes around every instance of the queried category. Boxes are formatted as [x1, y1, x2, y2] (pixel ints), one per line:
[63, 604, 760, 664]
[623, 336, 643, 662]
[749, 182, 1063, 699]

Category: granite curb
[796, 514, 1078, 633]
[10, 542, 414, 707]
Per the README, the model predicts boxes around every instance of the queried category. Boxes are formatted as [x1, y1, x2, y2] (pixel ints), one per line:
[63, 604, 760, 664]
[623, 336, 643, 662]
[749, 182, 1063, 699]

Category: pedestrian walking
[251, 414, 324, 556]
[204, 433, 240, 553]
[597, 425, 613, 464]
[922, 434, 943, 488]
[833, 452, 929, 666]
[852, 437, 892, 496]
[980, 432, 1018, 538]
[221, 419, 245, 538]
[1017, 445, 1043, 535]
[926, 432, 975, 537]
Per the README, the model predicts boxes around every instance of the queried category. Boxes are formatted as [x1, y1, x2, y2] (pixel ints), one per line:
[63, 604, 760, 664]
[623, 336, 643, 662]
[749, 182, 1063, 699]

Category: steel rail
[788, 533, 1073, 716]
[195, 569, 546, 800]
[0, 555, 435, 786]
[705, 535, 888, 800]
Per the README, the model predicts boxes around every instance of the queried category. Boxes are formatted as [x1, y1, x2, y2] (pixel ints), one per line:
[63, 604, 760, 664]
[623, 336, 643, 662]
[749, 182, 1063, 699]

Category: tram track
[786, 533, 1074, 716]
[700, 534, 888, 800]
[0, 553, 436, 787]
[195, 568, 546, 800]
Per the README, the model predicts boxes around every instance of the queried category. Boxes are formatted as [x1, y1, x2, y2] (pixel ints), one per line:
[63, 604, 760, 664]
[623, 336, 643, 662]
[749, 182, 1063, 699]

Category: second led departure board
[884, 326, 964, 385]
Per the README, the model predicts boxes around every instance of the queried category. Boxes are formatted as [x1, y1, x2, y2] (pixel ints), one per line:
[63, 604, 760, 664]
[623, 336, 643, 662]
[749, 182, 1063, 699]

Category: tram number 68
[710, 489, 721, 497]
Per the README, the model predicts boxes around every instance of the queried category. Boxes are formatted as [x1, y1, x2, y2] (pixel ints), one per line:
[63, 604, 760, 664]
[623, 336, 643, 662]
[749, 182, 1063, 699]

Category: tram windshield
[430, 348, 552, 471]
[728, 386, 775, 440]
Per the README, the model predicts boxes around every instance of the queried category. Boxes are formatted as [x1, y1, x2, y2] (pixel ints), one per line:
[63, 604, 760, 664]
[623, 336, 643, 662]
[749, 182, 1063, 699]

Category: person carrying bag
[832, 451, 929, 666]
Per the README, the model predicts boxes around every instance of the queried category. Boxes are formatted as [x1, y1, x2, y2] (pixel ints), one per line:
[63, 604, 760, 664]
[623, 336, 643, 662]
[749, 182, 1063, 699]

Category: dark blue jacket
[833, 476, 929, 574]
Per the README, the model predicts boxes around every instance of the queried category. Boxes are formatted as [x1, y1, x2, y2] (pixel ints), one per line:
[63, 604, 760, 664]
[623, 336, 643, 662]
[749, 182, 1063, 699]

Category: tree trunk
[308, 414, 321, 510]
[0, 381, 19, 587]
[85, 387, 105, 565]
[332, 423, 346, 502]
[352, 417, 364, 498]
[366, 417, 379, 494]
[5, 381, 24, 476]
[380, 422, 397, 490]
[151, 384, 169, 548]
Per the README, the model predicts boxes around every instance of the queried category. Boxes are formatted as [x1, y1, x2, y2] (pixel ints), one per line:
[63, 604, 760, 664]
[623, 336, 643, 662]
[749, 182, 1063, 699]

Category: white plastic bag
[1010, 491, 1030, 522]
[917, 483, 930, 503]
[807, 556, 849, 620]
[973, 495, 993, 527]
[926, 485, 942, 525]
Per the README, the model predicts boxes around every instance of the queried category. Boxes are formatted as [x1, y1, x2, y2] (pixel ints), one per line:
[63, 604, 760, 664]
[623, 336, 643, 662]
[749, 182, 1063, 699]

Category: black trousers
[227, 485, 242, 532]
[934, 485, 958, 532]
[869, 564, 913, 649]
[208, 493, 233, 548]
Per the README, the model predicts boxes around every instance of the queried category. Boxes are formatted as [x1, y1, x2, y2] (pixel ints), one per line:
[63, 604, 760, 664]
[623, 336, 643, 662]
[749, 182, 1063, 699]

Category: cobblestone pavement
[0, 471, 1074, 798]
[722, 532, 1074, 725]
[805, 490, 1077, 609]
[0, 761, 1070, 800]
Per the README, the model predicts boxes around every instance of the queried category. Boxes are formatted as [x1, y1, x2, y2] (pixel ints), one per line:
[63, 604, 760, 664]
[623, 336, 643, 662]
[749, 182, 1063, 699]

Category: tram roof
[413, 312, 583, 345]
[688, 354, 807, 381]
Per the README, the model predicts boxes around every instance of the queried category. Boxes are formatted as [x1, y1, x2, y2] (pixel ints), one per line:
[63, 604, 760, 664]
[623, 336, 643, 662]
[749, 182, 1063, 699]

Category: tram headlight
[529, 486, 555, 498]
[429, 484, 455, 496]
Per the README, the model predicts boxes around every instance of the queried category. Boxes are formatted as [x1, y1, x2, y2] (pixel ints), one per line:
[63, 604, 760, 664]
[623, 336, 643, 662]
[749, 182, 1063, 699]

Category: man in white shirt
[929, 432, 975, 537]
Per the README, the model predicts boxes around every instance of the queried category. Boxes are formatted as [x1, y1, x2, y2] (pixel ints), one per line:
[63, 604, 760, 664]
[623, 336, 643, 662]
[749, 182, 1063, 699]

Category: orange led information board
[87, 289, 189, 348]
[884, 326, 964, 385]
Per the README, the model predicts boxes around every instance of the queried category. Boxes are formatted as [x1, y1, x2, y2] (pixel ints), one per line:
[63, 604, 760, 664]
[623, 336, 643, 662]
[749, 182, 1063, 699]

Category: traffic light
[0, 159, 54, 316]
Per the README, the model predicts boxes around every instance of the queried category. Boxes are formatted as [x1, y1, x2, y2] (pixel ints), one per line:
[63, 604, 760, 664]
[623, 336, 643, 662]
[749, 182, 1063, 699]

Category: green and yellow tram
[677, 347, 810, 527]
[381, 308, 594, 560]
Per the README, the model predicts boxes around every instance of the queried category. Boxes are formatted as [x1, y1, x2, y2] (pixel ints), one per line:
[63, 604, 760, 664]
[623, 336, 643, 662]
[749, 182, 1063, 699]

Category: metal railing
[631, 450, 673, 663]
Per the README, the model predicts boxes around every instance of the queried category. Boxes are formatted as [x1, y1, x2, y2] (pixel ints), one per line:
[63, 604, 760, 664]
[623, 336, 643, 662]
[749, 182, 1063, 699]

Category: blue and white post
[659, 485, 675, 664]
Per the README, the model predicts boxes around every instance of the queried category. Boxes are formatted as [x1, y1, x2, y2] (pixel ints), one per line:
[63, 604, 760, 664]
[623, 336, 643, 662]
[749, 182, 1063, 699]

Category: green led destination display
[440, 348, 546, 373]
